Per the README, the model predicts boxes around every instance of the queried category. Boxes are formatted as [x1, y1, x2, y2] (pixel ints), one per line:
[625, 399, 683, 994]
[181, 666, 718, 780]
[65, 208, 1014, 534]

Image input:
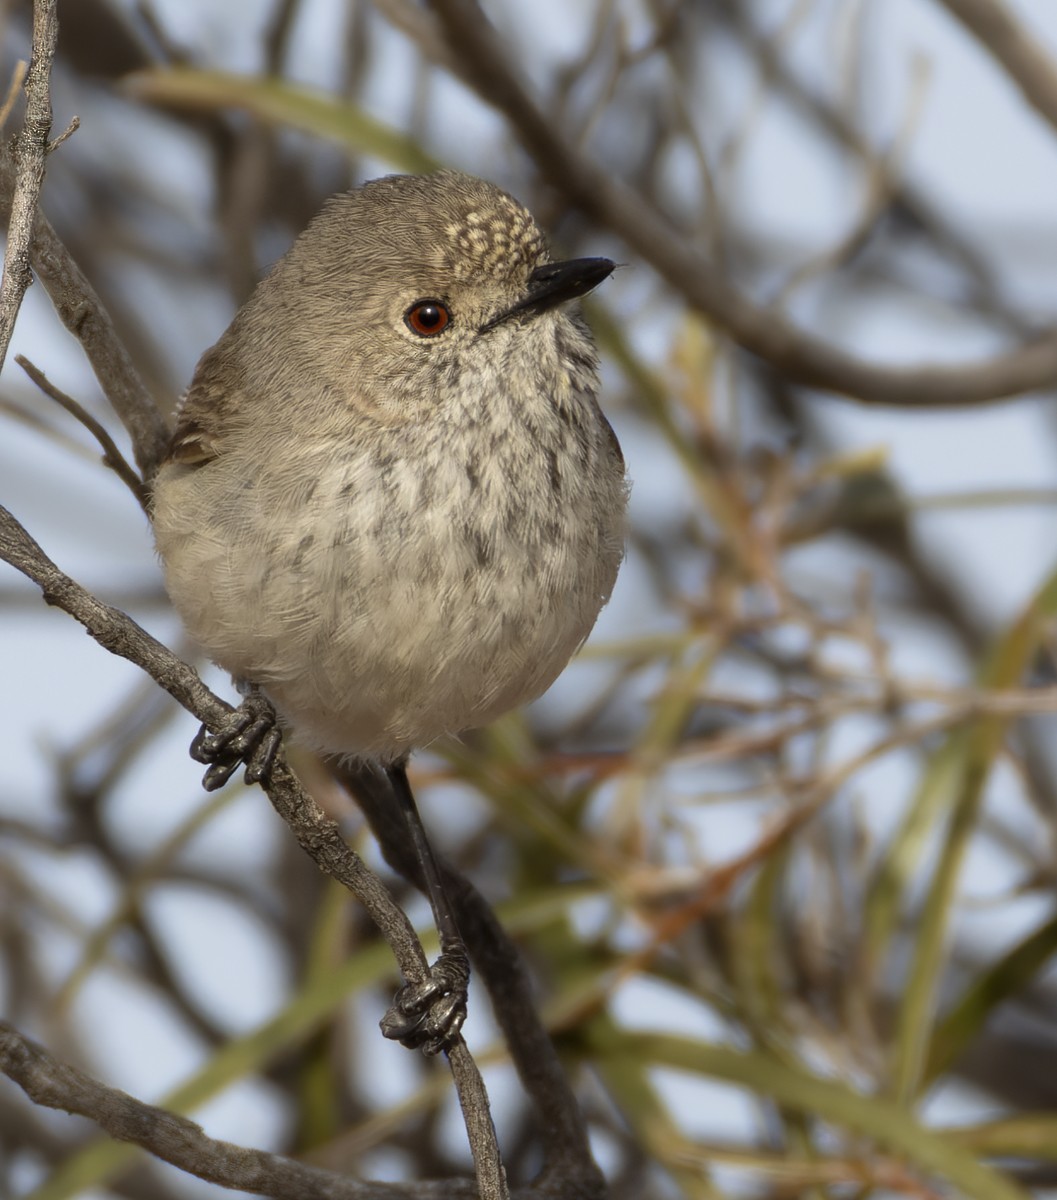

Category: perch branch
[0, 505, 507, 1199]
[340, 763, 604, 1200]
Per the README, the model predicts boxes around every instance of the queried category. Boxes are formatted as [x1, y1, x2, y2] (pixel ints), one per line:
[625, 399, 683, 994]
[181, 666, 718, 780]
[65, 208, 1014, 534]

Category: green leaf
[890, 563, 1057, 1103]
[124, 68, 439, 173]
[945, 1113, 1057, 1162]
[926, 912, 1057, 1082]
[593, 1013, 728, 1200]
[588, 1028, 1030, 1200]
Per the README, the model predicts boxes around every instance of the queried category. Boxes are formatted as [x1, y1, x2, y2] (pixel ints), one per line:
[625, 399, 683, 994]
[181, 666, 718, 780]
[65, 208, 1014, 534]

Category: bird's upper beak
[479, 257, 615, 333]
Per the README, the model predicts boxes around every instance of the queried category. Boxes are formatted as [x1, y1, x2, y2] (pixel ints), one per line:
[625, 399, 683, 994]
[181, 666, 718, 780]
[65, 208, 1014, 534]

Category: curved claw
[190, 691, 281, 791]
[380, 948, 470, 1055]
[244, 727, 282, 783]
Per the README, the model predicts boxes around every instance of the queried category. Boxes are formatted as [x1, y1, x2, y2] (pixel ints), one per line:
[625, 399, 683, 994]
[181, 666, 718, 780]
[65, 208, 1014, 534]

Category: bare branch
[48, 113, 80, 151]
[0, 1021, 482, 1200]
[939, 0, 1057, 137]
[16, 354, 148, 509]
[0, 145, 171, 476]
[5, 3, 1057, 1191]
[710, 0, 1028, 334]
[0, 0, 58, 373]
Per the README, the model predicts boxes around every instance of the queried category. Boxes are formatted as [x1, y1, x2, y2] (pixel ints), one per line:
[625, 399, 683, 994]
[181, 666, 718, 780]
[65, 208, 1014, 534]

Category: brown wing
[167, 409, 220, 465]
[164, 341, 245, 466]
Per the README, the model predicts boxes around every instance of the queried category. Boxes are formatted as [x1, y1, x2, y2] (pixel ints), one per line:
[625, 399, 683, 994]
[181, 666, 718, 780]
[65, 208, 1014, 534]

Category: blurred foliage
[4, 1, 1057, 1198]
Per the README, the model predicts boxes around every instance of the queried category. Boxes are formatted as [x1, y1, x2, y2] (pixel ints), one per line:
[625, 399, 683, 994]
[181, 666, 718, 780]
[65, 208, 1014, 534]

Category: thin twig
[771, 53, 931, 309]
[0, 143, 171, 476]
[709, 0, 1028, 337]
[48, 113, 79, 150]
[16, 354, 148, 509]
[0, 0, 58, 375]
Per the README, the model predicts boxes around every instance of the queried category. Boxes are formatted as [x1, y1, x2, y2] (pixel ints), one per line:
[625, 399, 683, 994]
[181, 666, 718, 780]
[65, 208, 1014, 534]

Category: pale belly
[153, 426, 626, 761]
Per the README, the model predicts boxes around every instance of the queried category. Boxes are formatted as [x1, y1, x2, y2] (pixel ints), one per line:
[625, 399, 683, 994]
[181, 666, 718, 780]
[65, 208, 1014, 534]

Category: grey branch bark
[0, 1022, 513, 1200]
[0, 0, 58, 374]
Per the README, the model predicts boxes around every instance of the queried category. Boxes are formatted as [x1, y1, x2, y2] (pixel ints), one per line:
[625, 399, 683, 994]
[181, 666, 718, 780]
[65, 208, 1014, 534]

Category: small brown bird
[152, 171, 627, 1051]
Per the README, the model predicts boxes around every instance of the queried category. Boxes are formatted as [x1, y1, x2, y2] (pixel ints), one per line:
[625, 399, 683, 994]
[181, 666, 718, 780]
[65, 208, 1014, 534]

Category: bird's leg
[379, 761, 469, 1055]
[189, 685, 283, 791]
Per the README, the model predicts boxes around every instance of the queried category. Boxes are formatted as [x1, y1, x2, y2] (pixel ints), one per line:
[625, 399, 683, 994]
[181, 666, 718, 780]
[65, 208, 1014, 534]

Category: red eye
[405, 300, 451, 337]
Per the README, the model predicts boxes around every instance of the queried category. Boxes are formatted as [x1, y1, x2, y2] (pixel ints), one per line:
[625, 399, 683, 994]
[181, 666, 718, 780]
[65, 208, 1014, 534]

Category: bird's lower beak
[480, 257, 615, 332]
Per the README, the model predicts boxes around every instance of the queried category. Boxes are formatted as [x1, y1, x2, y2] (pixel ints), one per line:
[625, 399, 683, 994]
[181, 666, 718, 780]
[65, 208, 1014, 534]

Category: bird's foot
[380, 947, 469, 1055]
[190, 689, 282, 791]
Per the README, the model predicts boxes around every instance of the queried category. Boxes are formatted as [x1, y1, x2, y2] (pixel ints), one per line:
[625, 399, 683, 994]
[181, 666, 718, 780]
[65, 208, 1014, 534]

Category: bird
[151, 170, 628, 1052]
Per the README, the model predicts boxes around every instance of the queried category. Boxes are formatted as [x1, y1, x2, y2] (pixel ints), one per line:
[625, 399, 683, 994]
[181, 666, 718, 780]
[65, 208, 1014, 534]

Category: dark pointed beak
[480, 257, 615, 333]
